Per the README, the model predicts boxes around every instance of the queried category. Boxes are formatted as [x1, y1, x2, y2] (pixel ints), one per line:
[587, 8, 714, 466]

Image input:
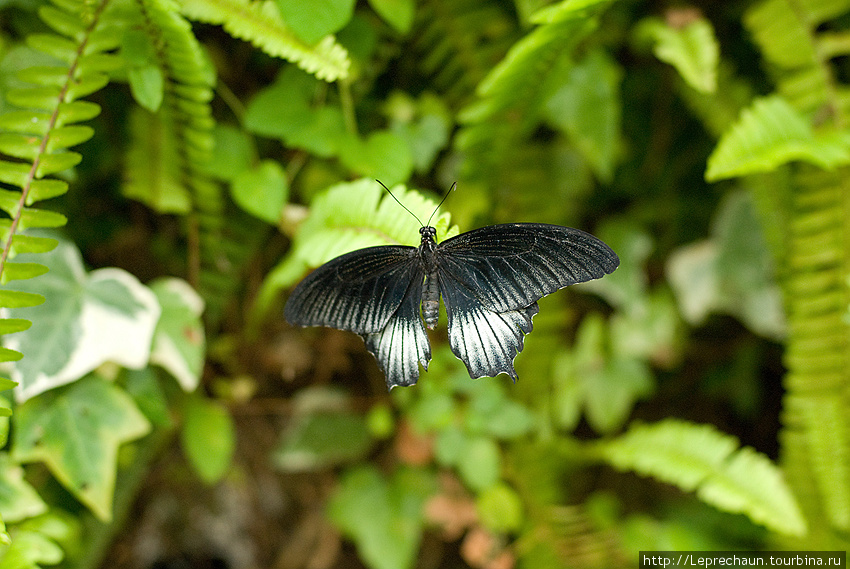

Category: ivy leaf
[592, 419, 807, 536]
[180, 394, 235, 484]
[12, 375, 151, 521]
[149, 278, 205, 392]
[230, 159, 289, 224]
[706, 96, 850, 181]
[275, 0, 356, 45]
[5, 237, 161, 401]
[635, 16, 719, 93]
[0, 452, 48, 523]
[327, 466, 433, 569]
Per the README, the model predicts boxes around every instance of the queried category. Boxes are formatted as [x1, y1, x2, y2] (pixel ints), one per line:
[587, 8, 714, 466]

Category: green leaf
[593, 419, 807, 536]
[5, 237, 161, 401]
[0, 133, 41, 161]
[202, 124, 254, 181]
[274, 0, 356, 45]
[272, 388, 373, 471]
[706, 96, 850, 181]
[635, 17, 719, 93]
[180, 395, 235, 484]
[17, 208, 68, 231]
[56, 101, 101, 125]
[327, 466, 432, 569]
[12, 375, 152, 521]
[27, 179, 68, 203]
[457, 436, 501, 492]
[0, 452, 48, 523]
[149, 277, 205, 392]
[4, 234, 58, 257]
[543, 49, 622, 183]
[243, 68, 347, 156]
[128, 64, 165, 112]
[230, 160, 289, 224]
[367, 0, 415, 33]
[39, 5, 86, 40]
[123, 368, 172, 429]
[338, 130, 414, 186]
[477, 482, 524, 533]
[283, 178, 456, 275]
[386, 92, 452, 174]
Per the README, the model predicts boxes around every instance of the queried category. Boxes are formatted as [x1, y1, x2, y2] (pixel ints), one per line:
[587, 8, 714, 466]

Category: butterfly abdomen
[422, 274, 439, 329]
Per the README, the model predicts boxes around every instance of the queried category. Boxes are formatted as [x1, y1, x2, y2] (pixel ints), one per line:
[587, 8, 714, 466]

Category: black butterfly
[284, 199, 619, 389]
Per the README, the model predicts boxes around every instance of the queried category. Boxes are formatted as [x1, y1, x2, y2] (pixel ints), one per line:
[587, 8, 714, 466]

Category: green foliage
[327, 466, 434, 569]
[0, 0, 120, 416]
[272, 387, 374, 471]
[706, 96, 850, 181]
[593, 419, 806, 536]
[180, 0, 351, 81]
[634, 16, 719, 94]
[4, 0, 850, 566]
[12, 374, 151, 521]
[4, 237, 161, 400]
[180, 393, 235, 484]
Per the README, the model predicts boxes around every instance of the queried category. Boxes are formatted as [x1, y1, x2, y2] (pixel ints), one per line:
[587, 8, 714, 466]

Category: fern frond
[738, 0, 850, 540]
[124, 106, 191, 213]
[179, 0, 350, 82]
[744, 0, 850, 115]
[0, 0, 121, 407]
[706, 96, 850, 181]
[593, 419, 807, 536]
[129, 0, 223, 304]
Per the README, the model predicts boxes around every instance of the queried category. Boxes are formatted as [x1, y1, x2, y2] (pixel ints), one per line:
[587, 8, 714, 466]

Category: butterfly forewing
[284, 245, 422, 334]
[435, 223, 619, 313]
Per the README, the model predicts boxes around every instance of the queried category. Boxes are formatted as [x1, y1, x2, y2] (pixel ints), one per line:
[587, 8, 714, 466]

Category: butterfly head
[419, 225, 437, 244]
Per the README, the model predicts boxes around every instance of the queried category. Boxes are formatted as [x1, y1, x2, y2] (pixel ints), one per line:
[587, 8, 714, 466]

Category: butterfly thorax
[418, 226, 440, 329]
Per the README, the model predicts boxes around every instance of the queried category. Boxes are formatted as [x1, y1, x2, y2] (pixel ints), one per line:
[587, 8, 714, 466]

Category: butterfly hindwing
[438, 270, 539, 379]
[284, 245, 421, 333]
[362, 275, 431, 388]
[436, 223, 619, 313]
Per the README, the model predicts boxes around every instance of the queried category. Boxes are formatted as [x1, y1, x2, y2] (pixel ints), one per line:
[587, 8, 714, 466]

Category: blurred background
[0, 0, 848, 567]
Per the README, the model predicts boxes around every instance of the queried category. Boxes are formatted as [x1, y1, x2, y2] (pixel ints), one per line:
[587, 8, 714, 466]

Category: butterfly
[284, 187, 619, 389]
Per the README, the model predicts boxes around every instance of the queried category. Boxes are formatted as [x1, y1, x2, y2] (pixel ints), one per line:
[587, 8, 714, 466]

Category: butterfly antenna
[426, 182, 456, 227]
[376, 180, 425, 227]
